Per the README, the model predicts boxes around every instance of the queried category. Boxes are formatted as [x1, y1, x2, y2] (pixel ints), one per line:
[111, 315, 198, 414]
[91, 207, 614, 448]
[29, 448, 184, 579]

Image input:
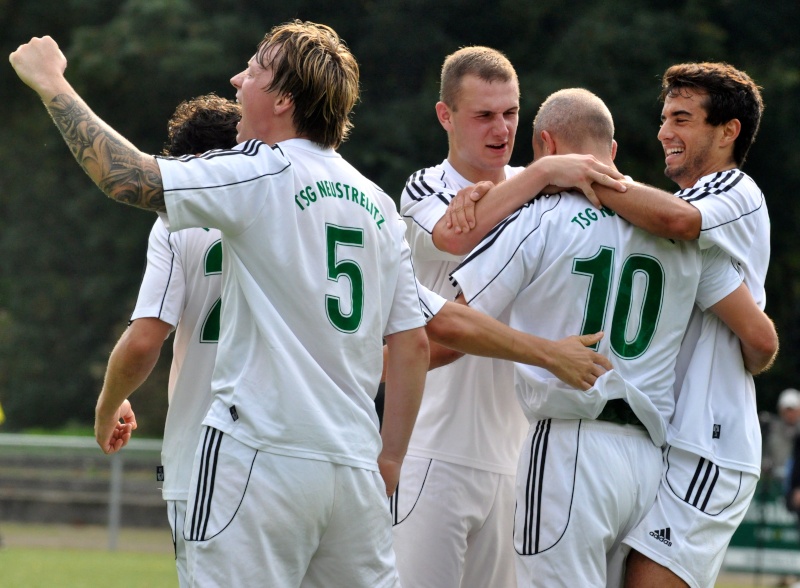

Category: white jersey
[156, 138, 425, 472]
[131, 219, 222, 501]
[400, 160, 527, 475]
[451, 191, 742, 446]
[669, 169, 770, 475]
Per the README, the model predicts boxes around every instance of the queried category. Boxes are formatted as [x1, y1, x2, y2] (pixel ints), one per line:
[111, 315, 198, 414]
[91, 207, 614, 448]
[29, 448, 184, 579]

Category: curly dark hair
[661, 62, 764, 167]
[162, 94, 241, 156]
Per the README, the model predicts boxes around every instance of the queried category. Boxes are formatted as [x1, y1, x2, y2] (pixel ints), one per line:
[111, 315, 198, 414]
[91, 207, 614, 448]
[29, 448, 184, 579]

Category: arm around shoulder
[595, 181, 701, 241]
[708, 283, 778, 374]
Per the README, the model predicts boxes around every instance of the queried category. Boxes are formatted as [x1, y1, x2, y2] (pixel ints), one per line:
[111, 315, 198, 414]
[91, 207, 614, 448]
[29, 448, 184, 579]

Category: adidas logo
[649, 528, 672, 547]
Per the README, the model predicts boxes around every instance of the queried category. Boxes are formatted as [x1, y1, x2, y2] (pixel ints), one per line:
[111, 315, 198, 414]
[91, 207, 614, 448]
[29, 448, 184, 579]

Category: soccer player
[587, 63, 774, 588]
[95, 94, 240, 586]
[396, 46, 626, 588]
[11, 21, 429, 588]
[450, 87, 777, 587]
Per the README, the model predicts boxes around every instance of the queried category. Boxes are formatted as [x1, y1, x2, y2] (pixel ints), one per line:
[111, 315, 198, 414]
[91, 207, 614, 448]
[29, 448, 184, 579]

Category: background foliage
[1, 0, 798, 435]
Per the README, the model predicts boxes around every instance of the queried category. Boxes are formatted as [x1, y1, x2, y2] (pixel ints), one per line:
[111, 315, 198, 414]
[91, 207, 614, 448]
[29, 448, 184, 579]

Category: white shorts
[514, 419, 661, 588]
[622, 446, 758, 588]
[166, 499, 188, 587]
[184, 426, 399, 588]
[391, 456, 517, 588]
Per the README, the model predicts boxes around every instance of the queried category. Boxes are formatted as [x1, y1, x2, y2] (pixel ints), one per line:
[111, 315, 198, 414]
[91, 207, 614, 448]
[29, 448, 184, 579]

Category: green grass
[0, 547, 177, 588]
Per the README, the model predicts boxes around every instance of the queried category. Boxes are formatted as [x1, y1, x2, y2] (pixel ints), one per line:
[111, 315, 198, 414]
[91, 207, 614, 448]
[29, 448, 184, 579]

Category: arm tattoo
[47, 94, 166, 211]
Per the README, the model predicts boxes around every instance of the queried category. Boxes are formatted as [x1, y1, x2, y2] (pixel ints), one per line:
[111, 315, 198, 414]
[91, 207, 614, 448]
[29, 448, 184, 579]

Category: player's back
[453, 191, 738, 444]
[158, 138, 423, 470]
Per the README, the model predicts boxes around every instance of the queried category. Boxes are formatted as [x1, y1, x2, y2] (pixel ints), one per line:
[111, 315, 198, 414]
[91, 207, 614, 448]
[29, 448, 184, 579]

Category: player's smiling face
[658, 89, 730, 189]
[438, 74, 519, 184]
[230, 50, 282, 143]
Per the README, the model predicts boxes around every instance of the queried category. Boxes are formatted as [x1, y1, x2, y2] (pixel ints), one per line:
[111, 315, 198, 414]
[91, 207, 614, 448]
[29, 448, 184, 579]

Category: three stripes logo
[649, 527, 672, 547]
[188, 427, 223, 541]
[684, 457, 720, 512]
[520, 419, 552, 555]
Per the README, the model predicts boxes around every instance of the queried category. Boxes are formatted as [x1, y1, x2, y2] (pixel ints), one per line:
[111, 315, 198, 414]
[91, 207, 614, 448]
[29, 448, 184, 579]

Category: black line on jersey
[200, 430, 223, 540]
[407, 253, 428, 322]
[162, 142, 291, 193]
[451, 195, 560, 303]
[677, 169, 766, 231]
[677, 170, 740, 202]
[156, 232, 177, 320]
[700, 465, 720, 512]
[403, 168, 449, 203]
[402, 213, 434, 236]
[700, 193, 765, 232]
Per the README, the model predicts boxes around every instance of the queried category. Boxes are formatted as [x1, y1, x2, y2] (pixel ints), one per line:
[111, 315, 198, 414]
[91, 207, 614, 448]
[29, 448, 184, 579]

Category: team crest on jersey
[712, 424, 721, 439]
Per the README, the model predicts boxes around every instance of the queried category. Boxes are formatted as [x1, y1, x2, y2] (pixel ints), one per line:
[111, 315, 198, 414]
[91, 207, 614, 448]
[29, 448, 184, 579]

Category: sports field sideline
[0, 522, 790, 587]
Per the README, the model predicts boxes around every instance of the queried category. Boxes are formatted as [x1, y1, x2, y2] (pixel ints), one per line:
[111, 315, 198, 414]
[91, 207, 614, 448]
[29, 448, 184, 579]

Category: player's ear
[720, 118, 741, 147]
[274, 92, 294, 116]
[436, 101, 453, 131]
[610, 139, 618, 161]
[541, 130, 557, 156]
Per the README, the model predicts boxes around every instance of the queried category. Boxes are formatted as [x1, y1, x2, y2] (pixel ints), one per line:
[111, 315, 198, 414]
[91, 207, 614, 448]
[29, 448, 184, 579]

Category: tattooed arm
[10, 36, 164, 211]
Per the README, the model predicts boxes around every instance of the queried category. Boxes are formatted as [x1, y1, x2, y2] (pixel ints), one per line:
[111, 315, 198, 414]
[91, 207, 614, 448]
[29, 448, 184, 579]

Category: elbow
[747, 323, 779, 375]
[432, 232, 473, 257]
[660, 211, 700, 241]
[399, 326, 431, 365]
[425, 314, 459, 348]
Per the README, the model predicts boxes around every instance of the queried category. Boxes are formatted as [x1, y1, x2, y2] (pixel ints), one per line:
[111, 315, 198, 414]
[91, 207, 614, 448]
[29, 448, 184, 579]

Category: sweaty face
[443, 75, 519, 183]
[657, 90, 728, 189]
[230, 51, 281, 143]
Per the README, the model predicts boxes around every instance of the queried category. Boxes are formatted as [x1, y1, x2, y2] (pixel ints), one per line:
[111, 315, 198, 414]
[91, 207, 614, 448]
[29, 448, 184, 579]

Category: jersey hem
[665, 440, 761, 476]
[203, 417, 381, 473]
[621, 536, 701, 588]
[406, 447, 517, 476]
[162, 490, 190, 501]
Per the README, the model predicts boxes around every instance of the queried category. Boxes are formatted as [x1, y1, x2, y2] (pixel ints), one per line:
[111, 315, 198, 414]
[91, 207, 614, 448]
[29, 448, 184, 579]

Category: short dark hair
[661, 62, 764, 167]
[440, 46, 518, 109]
[162, 94, 241, 156]
[256, 20, 360, 150]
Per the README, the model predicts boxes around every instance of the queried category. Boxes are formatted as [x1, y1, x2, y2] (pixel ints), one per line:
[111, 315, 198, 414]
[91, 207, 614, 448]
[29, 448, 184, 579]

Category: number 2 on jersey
[200, 240, 222, 343]
[572, 246, 664, 359]
[325, 224, 364, 333]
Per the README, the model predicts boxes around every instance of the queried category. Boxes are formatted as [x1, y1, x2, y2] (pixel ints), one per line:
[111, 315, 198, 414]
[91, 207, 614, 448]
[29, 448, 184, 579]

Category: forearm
[46, 92, 165, 211]
[428, 301, 550, 365]
[380, 328, 429, 462]
[11, 36, 163, 210]
[433, 165, 547, 255]
[594, 181, 701, 240]
[709, 284, 779, 375]
[97, 334, 162, 416]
